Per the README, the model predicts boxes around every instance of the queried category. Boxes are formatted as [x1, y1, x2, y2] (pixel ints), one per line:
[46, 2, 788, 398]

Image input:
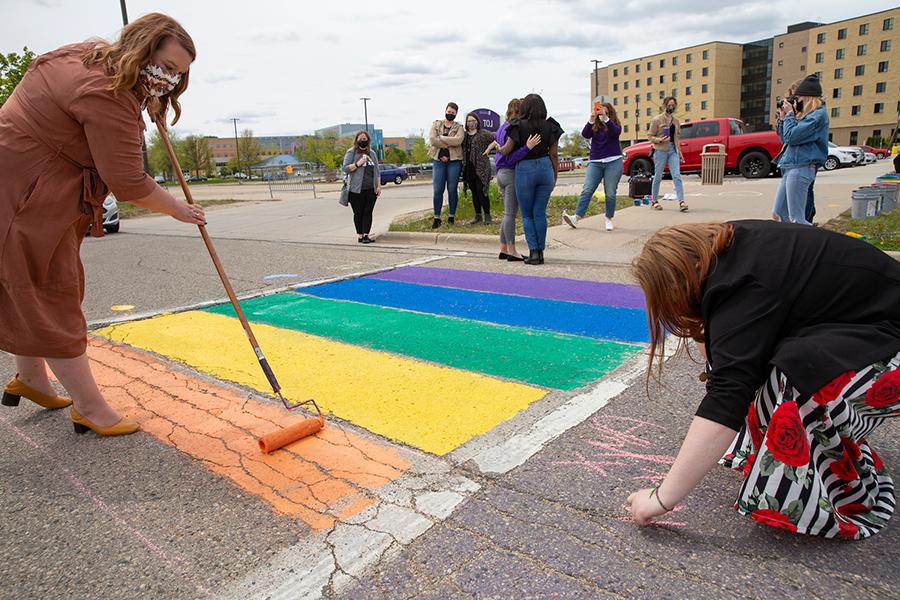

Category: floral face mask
[140, 63, 182, 97]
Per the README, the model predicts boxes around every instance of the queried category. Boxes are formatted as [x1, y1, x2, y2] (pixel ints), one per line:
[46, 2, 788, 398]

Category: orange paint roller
[259, 413, 325, 454]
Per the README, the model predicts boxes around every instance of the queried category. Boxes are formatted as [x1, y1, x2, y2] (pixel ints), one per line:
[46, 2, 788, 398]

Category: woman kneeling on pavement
[0, 14, 203, 437]
[626, 220, 900, 539]
[342, 130, 381, 243]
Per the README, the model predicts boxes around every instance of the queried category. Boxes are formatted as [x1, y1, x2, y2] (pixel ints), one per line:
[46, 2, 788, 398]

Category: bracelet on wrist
[650, 486, 672, 512]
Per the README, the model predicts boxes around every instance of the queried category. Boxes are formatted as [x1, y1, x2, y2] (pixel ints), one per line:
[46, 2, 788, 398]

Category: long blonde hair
[82, 13, 195, 124]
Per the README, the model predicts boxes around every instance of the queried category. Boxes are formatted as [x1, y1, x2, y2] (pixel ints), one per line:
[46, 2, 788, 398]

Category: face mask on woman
[358, 139, 369, 148]
[445, 113, 456, 121]
[140, 63, 182, 97]
[665, 106, 675, 114]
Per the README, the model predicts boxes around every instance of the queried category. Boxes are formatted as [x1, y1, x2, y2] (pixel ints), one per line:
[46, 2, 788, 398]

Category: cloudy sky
[4, 0, 897, 139]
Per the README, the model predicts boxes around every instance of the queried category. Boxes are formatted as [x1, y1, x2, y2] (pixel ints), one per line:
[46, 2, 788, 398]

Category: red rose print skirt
[721, 351, 900, 539]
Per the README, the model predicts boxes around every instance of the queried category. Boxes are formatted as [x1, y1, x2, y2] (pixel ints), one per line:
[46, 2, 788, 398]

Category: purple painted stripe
[368, 266, 646, 308]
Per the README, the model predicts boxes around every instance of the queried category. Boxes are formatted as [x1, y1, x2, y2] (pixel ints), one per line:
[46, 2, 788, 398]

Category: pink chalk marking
[0, 414, 212, 598]
[620, 505, 688, 527]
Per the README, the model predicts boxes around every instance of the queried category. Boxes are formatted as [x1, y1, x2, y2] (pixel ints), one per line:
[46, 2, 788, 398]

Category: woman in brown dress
[0, 13, 204, 436]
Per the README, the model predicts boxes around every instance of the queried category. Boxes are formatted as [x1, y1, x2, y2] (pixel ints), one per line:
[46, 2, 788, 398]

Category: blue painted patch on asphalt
[295, 278, 649, 343]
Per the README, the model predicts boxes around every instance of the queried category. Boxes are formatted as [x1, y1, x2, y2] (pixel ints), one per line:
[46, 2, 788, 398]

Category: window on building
[686, 69, 693, 79]
[672, 72, 678, 81]
[685, 86, 692, 96]
[801, 46, 807, 53]
[660, 58, 665, 68]
[851, 105, 861, 116]
[838, 28, 847, 40]
[874, 103, 884, 114]
[701, 84, 708, 93]
[624, 96, 629, 104]
[646, 92, 652, 101]
[673, 56, 679, 66]
[702, 49, 709, 59]
[636, 79, 640, 88]
[702, 67, 709, 76]
[833, 88, 842, 98]
[836, 48, 845, 59]
[613, 83, 618, 91]
[874, 129, 882, 138]
[624, 125, 629, 133]
[850, 130, 858, 145]
[613, 68, 618, 77]
[636, 63, 641, 73]
[876, 81, 887, 93]
[817, 32, 826, 43]
[646, 123, 651, 131]
[878, 60, 889, 72]
[647, 77, 652, 85]
[778, 41, 784, 48]
[701, 100, 708, 110]
[647, 61, 652, 70]
[831, 107, 840, 117]
[856, 64, 865, 76]
[624, 81, 629, 90]
[647, 107, 653, 116]
[853, 84, 863, 96]
[684, 102, 691, 112]
[835, 67, 844, 79]
[686, 53, 693, 63]
[777, 78, 783, 84]
[624, 110, 629, 119]
[885, 17, 894, 30]
[778, 59, 784, 66]
[815, 52, 824, 63]
[800, 65, 806, 72]
[613, 98, 618, 105]
[660, 75, 665, 83]
[860, 23, 869, 35]
[857, 44, 867, 56]
[659, 90, 665, 99]
[881, 40, 892, 52]
[624, 66, 629, 75]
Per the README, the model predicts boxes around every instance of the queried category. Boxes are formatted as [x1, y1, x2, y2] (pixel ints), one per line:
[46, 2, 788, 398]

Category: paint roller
[155, 119, 324, 452]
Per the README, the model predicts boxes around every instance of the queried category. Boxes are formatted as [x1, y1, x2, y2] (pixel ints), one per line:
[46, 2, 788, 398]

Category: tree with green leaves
[180, 135, 214, 177]
[0, 47, 36, 108]
[409, 135, 430, 163]
[559, 129, 590, 157]
[147, 128, 187, 179]
[384, 146, 409, 165]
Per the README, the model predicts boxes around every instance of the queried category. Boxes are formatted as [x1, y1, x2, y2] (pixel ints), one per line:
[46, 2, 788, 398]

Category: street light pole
[231, 117, 241, 184]
[635, 94, 640, 143]
[591, 59, 602, 101]
[360, 97, 371, 133]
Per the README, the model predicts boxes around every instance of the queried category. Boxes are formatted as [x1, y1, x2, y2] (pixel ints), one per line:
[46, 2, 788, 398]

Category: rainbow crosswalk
[96, 266, 648, 455]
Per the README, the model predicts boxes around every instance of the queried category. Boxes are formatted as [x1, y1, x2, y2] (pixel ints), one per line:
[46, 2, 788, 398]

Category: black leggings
[349, 188, 377, 234]
[466, 169, 490, 216]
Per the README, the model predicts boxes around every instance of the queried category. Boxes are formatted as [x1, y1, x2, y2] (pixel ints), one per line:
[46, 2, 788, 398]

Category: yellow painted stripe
[96, 311, 546, 455]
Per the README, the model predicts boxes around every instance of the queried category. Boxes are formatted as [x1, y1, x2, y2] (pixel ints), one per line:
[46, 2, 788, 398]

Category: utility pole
[360, 97, 371, 134]
[591, 59, 602, 101]
[231, 117, 241, 184]
[120, 0, 151, 175]
[635, 94, 641, 143]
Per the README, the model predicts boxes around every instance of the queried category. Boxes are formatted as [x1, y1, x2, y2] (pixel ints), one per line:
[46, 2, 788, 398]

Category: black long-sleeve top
[697, 220, 900, 431]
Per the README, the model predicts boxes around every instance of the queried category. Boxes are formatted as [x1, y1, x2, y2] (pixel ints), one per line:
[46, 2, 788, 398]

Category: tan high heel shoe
[70, 407, 140, 437]
[2, 375, 72, 409]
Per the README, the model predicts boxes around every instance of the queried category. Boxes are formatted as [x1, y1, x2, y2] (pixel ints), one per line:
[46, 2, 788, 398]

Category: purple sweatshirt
[494, 121, 531, 170]
[581, 119, 622, 161]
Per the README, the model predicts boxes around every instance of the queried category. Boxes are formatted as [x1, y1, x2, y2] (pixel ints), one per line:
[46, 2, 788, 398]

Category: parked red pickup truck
[622, 118, 783, 179]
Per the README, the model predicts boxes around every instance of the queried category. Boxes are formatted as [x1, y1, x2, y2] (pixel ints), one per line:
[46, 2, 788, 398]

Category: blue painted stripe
[295, 278, 649, 343]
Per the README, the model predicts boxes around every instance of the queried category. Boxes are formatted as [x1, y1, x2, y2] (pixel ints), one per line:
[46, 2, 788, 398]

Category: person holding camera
[647, 97, 687, 212]
[342, 130, 381, 244]
[771, 75, 828, 226]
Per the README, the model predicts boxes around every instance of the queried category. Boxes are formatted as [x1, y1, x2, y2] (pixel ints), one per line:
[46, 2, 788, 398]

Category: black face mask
[358, 139, 369, 148]
[445, 113, 456, 121]
[665, 107, 675, 114]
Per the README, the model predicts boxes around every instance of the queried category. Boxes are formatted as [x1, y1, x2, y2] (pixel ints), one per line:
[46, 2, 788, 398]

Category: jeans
[432, 159, 462, 217]
[772, 164, 816, 225]
[575, 158, 624, 219]
[515, 156, 555, 250]
[805, 180, 816, 223]
[651, 149, 684, 202]
[497, 168, 518, 245]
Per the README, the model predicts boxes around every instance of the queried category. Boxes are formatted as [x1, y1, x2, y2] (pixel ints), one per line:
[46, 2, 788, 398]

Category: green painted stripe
[205, 293, 642, 390]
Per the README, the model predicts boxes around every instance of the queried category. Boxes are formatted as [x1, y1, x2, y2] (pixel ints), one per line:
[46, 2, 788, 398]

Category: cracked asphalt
[2, 216, 899, 599]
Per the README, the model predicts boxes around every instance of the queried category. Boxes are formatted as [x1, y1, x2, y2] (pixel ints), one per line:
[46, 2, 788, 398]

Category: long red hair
[632, 222, 735, 381]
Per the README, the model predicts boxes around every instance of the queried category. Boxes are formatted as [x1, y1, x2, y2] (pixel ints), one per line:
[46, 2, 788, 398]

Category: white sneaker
[605, 217, 614, 231]
[562, 211, 577, 229]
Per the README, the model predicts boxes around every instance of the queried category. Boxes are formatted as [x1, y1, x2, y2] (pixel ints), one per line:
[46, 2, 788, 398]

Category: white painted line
[87, 253, 463, 329]
[472, 344, 675, 475]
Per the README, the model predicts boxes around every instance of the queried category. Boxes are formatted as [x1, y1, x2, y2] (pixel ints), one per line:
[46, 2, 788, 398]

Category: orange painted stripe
[86, 337, 410, 530]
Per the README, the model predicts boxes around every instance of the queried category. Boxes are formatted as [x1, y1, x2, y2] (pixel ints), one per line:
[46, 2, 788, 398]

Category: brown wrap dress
[0, 43, 156, 358]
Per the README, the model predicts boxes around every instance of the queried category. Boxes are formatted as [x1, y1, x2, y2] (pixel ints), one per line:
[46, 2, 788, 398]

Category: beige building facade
[593, 7, 899, 147]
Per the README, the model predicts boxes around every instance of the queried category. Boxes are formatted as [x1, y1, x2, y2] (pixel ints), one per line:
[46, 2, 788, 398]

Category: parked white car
[863, 151, 877, 164]
[824, 142, 862, 170]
